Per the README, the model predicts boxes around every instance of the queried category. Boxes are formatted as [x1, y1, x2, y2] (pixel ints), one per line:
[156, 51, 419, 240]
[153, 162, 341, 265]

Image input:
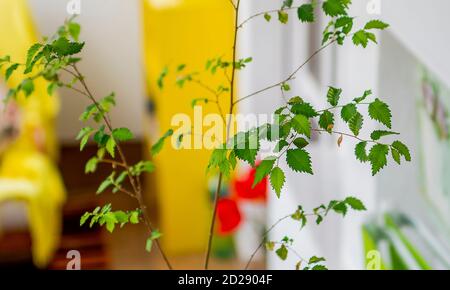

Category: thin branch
[234, 39, 336, 106]
[68, 64, 174, 270]
[238, 6, 302, 29]
[312, 129, 381, 144]
[204, 0, 241, 270]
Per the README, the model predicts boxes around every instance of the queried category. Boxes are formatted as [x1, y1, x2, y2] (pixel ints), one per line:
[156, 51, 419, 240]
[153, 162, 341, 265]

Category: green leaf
[311, 264, 328, 270]
[21, 79, 34, 97]
[112, 128, 134, 142]
[264, 13, 272, 22]
[106, 137, 116, 158]
[146, 230, 162, 252]
[335, 16, 353, 29]
[344, 197, 366, 211]
[130, 211, 140, 224]
[352, 30, 369, 48]
[80, 212, 91, 226]
[370, 130, 399, 141]
[364, 20, 389, 30]
[281, 82, 291, 91]
[276, 244, 288, 261]
[327, 86, 342, 106]
[278, 11, 289, 24]
[51, 37, 84, 56]
[391, 141, 411, 162]
[47, 82, 59, 96]
[355, 142, 369, 163]
[353, 90, 372, 103]
[5, 63, 19, 81]
[68, 22, 81, 41]
[322, 0, 347, 17]
[368, 144, 389, 175]
[24, 43, 42, 73]
[297, 4, 315, 23]
[103, 212, 117, 233]
[319, 110, 334, 133]
[275, 139, 289, 153]
[253, 157, 276, 188]
[85, 157, 98, 173]
[157, 66, 168, 89]
[151, 129, 174, 156]
[309, 256, 326, 265]
[349, 112, 363, 136]
[332, 201, 348, 216]
[290, 102, 318, 117]
[282, 0, 293, 8]
[191, 98, 209, 108]
[97, 174, 114, 194]
[77, 126, 94, 151]
[293, 137, 309, 149]
[286, 149, 313, 174]
[369, 98, 392, 128]
[340, 103, 357, 122]
[292, 114, 311, 138]
[114, 211, 129, 224]
[270, 167, 286, 198]
[391, 147, 401, 165]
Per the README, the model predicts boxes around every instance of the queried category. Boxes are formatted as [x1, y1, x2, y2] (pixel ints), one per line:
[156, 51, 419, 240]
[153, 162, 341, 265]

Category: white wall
[27, 0, 145, 142]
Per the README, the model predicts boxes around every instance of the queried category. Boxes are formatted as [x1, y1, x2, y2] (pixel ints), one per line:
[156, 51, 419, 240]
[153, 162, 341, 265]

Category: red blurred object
[217, 198, 242, 235]
[233, 166, 268, 202]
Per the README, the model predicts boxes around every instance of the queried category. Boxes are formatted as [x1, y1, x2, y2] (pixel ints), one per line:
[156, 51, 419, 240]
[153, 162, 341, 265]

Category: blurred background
[0, 0, 449, 270]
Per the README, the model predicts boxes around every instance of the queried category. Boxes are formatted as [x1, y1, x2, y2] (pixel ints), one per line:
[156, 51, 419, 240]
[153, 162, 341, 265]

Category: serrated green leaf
[327, 86, 342, 106]
[112, 127, 134, 142]
[364, 20, 389, 30]
[370, 130, 399, 141]
[292, 114, 311, 138]
[286, 149, 313, 174]
[341, 103, 357, 122]
[106, 137, 116, 158]
[322, 0, 347, 16]
[276, 244, 288, 260]
[355, 141, 369, 163]
[319, 110, 334, 133]
[344, 197, 366, 211]
[353, 90, 372, 103]
[51, 37, 84, 56]
[349, 112, 363, 136]
[308, 256, 326, 265]
[293, 137, 309, 149]
[297, 4, 314, 23]
[352, 30, 369, 48]
[391, 140, 411, 162]
[368, 144, 389, 175]
[391, 147, 401, 165]
[369, 98, 392, 128]
[270, 167, 285, 198]
[24, 43, 42, 73]
[290, 102, 318, 117]
[253, 157, 276, 188]
[130, 211, 140, 224]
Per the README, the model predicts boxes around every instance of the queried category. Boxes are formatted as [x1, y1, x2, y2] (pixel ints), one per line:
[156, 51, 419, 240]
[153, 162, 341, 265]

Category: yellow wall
[142, 0, 234, 255]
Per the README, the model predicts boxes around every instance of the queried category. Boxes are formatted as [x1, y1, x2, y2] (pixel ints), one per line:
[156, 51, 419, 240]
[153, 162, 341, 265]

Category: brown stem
[69, 64, 173, 270]
[203, 0, 241, 270]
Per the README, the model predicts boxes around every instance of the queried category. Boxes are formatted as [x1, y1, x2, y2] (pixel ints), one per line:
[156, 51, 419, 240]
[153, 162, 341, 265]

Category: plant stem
[204, 0, 241, 270]
[70, 64, 173, 270]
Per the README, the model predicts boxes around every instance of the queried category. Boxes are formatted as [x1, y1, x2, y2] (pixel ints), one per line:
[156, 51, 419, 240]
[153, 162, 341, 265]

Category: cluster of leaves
[259, 0, 389, 48]
[0, 18, 165, 252]
[80, 204, 141, 233]
[265, 196, 365, 269]
[206, 87, 410, 200]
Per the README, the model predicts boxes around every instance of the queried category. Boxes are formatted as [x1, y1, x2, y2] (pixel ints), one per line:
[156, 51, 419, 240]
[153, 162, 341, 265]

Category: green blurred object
[212, 235, 236, 260]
